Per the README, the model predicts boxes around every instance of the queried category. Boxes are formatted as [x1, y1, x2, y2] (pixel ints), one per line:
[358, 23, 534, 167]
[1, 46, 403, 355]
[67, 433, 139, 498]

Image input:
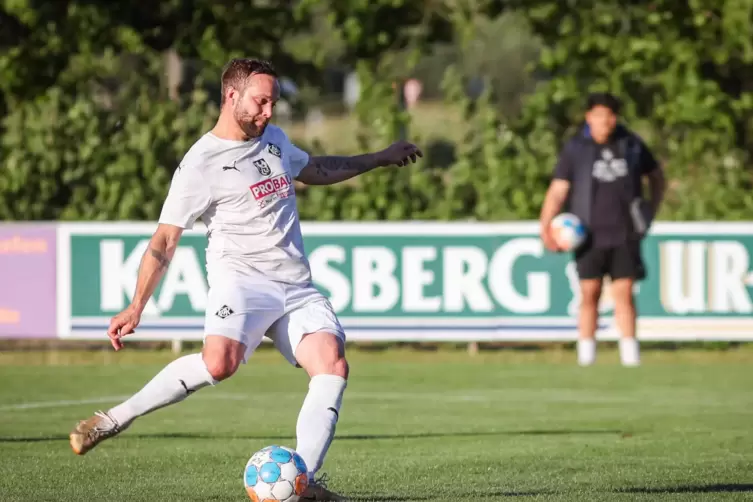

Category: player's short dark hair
[586, 92, 621, 115]
[220, 58, 278, 106]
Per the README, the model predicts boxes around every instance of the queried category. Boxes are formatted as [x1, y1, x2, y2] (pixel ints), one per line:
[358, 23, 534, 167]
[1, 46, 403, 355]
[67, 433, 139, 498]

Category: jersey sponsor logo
[267, 143, 282, 158]
[250, 173, 293, 201]
[254, 159, 272, 176]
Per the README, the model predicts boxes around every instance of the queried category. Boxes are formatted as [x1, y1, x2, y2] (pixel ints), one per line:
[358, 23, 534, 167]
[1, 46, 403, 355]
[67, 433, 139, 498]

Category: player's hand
[378, 140, 423, 167]
[540, 225, 562, 253]
[107, 305, 142, 351]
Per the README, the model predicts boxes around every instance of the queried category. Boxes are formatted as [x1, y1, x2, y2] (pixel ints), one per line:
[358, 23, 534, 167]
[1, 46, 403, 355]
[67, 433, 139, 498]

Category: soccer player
[69, 58, 422, 501]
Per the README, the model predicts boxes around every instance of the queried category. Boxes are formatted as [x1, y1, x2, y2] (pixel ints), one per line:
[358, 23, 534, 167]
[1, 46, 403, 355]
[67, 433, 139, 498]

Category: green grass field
[1, 346, 752, 501]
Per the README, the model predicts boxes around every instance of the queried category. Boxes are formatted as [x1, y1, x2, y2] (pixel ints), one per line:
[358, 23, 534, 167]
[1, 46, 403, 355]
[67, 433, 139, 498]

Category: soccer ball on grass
[244, 445, 309, 501]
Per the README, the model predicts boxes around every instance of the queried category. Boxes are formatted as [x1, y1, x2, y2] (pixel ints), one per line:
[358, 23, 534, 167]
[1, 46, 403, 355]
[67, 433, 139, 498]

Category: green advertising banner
[56, 222, 753, 342]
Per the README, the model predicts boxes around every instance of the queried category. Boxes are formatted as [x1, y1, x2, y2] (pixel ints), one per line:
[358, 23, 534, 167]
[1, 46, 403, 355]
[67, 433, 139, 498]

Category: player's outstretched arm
[295, 140, 422, 186]
[106, 223, 184, 350]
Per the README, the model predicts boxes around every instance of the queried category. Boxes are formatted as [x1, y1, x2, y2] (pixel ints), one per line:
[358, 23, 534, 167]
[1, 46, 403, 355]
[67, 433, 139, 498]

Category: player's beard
[234, 107, 268, 139]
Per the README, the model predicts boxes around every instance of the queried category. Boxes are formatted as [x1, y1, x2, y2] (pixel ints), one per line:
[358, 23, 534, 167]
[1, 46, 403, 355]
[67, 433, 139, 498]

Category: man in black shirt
[539, 93, 666, 367]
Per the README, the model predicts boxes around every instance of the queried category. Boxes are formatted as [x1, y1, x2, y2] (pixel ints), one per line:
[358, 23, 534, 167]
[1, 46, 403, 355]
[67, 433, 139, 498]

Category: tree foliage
[0, 86, 216, 220]
[1, 0, 752, 221]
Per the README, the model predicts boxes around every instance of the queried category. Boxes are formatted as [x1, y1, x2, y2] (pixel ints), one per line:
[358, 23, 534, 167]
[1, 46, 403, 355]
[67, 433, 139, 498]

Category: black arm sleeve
[553, 143, 573, 181]
[638, 140, 659, 175]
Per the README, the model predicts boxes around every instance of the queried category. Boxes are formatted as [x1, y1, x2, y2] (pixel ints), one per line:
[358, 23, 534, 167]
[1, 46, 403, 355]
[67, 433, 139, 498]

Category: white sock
[108, 353, 217, 427]
[295, 374, 347, 481]
[577, 338, 596, 366]
[619, 337, 640, 367]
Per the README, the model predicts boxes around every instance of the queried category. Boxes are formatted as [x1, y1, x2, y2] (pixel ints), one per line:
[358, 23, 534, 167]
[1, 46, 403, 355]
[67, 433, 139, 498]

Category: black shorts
[574, 240, 646, 281]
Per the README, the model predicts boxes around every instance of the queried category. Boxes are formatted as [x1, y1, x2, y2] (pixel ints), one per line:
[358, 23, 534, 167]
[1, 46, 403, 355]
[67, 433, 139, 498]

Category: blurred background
[1, 0, 750, 224]
[2, 0, 753, 350]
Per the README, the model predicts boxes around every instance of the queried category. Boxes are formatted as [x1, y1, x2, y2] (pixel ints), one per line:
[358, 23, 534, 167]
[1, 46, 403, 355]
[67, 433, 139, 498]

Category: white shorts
[203, 273, 345, 365]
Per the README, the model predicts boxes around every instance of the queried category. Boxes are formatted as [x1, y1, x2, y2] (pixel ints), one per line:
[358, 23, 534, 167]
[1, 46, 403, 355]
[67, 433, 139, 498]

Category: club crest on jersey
[253, 159, 271, 176]
[267, 143, 282, 158]
[215, 305, 234, 319]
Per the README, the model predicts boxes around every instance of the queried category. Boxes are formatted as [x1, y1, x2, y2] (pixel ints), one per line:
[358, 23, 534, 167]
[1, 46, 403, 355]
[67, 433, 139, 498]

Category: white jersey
[158, 125, 312, 286]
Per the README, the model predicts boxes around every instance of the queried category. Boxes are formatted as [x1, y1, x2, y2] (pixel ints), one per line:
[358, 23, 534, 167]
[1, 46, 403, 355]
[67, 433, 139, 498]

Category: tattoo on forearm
[149, 247, 171, 270]
[309, 156, 376, 179]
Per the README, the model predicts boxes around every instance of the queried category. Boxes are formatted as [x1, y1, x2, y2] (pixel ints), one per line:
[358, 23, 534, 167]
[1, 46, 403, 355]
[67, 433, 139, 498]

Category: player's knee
[614, 294, 635, 311]
[329, 356, 349, 379]
[202, 335, 245, 381]
[581, 287, 601, 309]
[296, 331, 349, 379]
[202, 355, 239, 381]
[309, 352, 348, 379]
[612, 279, 635, 309]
